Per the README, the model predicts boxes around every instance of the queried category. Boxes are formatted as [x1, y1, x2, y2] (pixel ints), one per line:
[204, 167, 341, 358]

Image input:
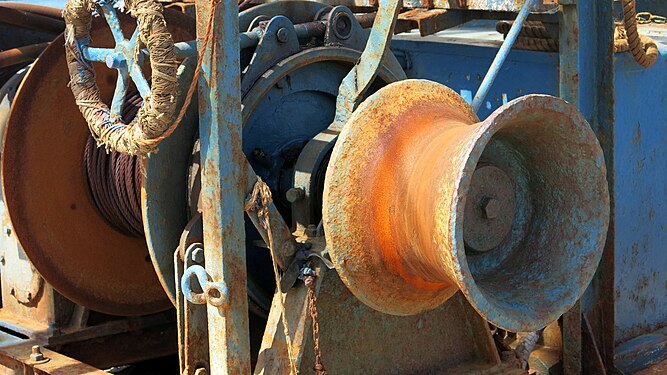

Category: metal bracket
[241, 16, 301, 95]
[333, 0, 402, 129]
[324, 6, 367, 50]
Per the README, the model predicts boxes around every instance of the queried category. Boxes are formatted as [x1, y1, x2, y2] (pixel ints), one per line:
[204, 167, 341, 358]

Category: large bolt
[482, 198, 501, 219]
[30, 345, 44, 362]
[276, 28, 289, 43]
[286, 187, 305, 203]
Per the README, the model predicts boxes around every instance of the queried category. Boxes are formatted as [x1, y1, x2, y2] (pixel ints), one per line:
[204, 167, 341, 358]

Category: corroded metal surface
[324, 79, 610, 332]
[297, 273, 502, 373]
[2, 10, 196, 316]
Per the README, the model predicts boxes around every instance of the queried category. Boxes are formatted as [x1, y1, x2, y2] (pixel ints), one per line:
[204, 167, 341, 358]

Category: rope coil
[622, 0, 659, 68]
[84, 91, 144, 236]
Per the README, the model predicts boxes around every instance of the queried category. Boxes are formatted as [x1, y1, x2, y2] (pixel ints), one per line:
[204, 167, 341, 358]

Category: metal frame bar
[195, 0, 250, 374]
[558, 2, 582, 374]
[472, 0, 533, 112]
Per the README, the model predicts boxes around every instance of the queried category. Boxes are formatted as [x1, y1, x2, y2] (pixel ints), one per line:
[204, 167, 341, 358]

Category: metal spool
[323, 79, 610, 332]
[2, 10, 196, 316]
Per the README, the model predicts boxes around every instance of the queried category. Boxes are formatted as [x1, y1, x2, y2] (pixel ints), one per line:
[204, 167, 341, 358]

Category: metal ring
[181, 265, 210, 305]
[204, 282, 229, 307]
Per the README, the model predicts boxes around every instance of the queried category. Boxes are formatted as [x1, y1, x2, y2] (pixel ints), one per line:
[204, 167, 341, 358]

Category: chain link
[636, 12, 667, 24]
[304, 274, 326, 375]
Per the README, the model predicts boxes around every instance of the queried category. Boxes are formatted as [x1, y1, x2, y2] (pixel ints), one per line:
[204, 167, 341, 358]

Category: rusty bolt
[286, 187, 305, 203]
[482, 198, 500, 219]
[30, 345, 44, 362]
[276, 28, 289, 43]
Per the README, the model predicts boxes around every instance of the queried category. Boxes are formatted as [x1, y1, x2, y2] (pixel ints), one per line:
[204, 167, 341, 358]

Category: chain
[636, 12, 667, 24]
[304, 272, 326, 375]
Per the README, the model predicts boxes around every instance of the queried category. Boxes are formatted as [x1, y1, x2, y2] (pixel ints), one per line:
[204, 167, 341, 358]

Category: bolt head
[30, 345, 44, 362]
[286, 187, 305, 203]
[483, 198, 501, 219]
[276, 27, 289, 43]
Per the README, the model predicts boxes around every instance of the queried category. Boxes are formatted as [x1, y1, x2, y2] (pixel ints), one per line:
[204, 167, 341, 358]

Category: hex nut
[482, 198, 501, 219]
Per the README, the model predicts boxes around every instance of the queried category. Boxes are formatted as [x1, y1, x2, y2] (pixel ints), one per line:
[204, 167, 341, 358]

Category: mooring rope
[622, 0, 658, 67]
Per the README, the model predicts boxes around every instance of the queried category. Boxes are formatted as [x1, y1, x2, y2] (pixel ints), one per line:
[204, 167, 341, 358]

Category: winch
[0, 0, 664, 373]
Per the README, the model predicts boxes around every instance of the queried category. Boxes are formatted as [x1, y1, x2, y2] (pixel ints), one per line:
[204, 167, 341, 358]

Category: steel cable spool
[84, 92, 144, 237]
[2, 10, 196, 316]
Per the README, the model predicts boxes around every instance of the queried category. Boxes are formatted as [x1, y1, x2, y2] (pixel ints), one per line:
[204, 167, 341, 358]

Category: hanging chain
[303, 270, 326, 375]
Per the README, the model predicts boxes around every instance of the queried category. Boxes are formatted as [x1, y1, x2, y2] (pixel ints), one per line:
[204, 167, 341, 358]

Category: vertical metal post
[578, 0, 616, 372]
[196, 0, 250, 373]
[558, 2, 581, 374]
[560, 0, 616, 373]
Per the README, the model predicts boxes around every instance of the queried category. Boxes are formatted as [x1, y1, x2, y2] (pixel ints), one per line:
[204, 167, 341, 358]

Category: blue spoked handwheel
[63, 0, 180, 155]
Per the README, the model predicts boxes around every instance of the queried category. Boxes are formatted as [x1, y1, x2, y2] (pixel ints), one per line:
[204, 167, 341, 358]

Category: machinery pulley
[323, 79, 610, 332]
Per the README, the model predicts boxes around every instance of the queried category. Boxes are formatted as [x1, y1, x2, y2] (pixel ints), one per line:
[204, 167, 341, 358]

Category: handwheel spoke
[128, 62, 151, 99]
[99, 2, 126, 45]
[111, 68, 130, 118]
[129, 25, 140, 46]
[82, 47, 115, 63]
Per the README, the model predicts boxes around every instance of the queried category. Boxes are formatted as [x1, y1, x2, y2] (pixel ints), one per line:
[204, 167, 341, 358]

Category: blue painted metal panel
[391, 29, 558, 119]
[392, 23, 667, 365]
[613, 45, 667, 345]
